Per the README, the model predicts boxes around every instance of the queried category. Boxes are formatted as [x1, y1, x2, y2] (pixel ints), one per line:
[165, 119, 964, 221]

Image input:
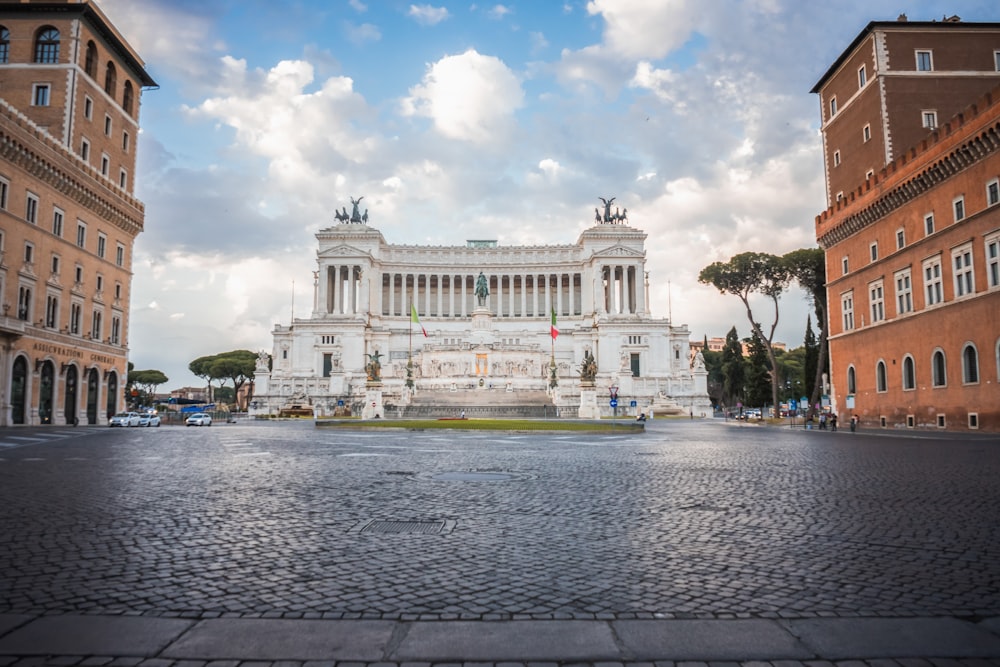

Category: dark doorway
[106, 371, 117, 419]
[64, 365, 78, 424]
[630, 353, 640, 378]
[11, 356, 27, 424]
[86, 368, 99, 424]
[38, 361, 54, 424]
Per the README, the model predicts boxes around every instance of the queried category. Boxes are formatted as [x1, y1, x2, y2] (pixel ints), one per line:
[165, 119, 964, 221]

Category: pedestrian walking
[830, 414, 838, 431]
[819, 413, 827, 430]
[850, 415, 858, 432]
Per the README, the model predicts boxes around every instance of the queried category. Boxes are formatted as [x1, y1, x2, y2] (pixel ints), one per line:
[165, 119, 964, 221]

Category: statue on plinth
[580, 350, 597, 384]
[365, 350, 383, 383]
[475, 271, 489, 306]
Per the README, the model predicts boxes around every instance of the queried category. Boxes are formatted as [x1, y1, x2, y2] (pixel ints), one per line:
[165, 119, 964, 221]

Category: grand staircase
[399, 388, 557, 419]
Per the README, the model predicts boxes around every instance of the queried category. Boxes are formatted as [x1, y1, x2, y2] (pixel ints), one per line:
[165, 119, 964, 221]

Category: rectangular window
[104, 115, 112, 136]
[24, 242, 33, 263]
[924, 256, 943, 305]
[895, 269, 913, 315]
[870, 242, 878, 262]
[17, 285, 31, 321]
[952, 243, 974, 297]
[842, 256, 849, 275]
[896, 228, 905, 249]
[100, 154, 109, 177]
[97, 233, 106, 259]
[91, 310, 102, 340]
[96, 275, 103, 293]
[25, 192, 38, 223]
[32, 84, 50, 106]
[45, 294, 58, 328]
[988, 178, 999, 206]
[84, 96, 93, 120]
[118, 169, 127, 189]
[916, 50, 933, 71]
[829, 96, 837, 117]
[841, 291, 854, 331]
[70, 302, 81, 334]
[869, 281, 885, 323]
[116, 244, 125, 267]
[80, 137, 90, 161]
[114, 282, 122, 300]
[0, 177, 7, 209]
[76, 222, 86, 248]
[122, 131, 130, 152]
[924, 213, 935, 236]
[863, 124, 871, 142]
[865, 169, 874, 181]
[953, 196, 965, 222]
[52, 207, 63, 236]
[51, 254, 59, 274]
[111, 316, 121, 345]
[986, 233, 1000, 289]
[74, 265, 83, 284]
[858, 65, 867, 88]
[922, 111, 937, 129]
[833, 150, 841, 167]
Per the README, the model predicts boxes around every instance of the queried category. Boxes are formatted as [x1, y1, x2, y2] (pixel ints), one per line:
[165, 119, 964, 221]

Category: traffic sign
[610, 399, 618, 408]
[630, 400, 637, 407]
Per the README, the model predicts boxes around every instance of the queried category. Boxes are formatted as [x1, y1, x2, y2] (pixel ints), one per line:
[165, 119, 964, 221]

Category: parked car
[185, 413, 212, 427]
[109, 412, 140, 427]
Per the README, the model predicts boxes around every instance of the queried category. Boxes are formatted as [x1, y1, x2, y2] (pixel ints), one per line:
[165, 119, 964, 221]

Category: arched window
[0, 26, 10, 64]
[962, 344, 979, 384]
[104, 61, 116, 97]
[876, 360, 887, 392]
[902, 356, 915, 390]
[34, 26, 60, 63]
[84, 40, 97, 77]
[847, 365, 856, 394]
[122, 80, 134, 115]
[932, 349, 946, 387]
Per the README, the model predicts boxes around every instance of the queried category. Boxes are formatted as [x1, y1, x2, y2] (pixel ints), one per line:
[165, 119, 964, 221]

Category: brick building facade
[0, 0, 154, 425]
[813, 17, 1000, 431]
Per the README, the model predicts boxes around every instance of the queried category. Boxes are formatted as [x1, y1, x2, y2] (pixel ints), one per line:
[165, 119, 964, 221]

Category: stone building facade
[813, 17, 1000, 431]
[253, 212, 710, 418]
[0, 0, 155, 425]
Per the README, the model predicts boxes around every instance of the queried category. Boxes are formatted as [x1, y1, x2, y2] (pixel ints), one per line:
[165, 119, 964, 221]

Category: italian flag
[411, 304, 428, 337]
[550, 308, 559, 340]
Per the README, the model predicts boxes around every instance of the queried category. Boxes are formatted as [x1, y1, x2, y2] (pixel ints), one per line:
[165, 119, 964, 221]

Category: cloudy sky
[97, 0, 996, 389]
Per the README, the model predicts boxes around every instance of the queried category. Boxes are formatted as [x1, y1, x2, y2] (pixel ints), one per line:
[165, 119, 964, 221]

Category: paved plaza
[0, 419, 998, 664]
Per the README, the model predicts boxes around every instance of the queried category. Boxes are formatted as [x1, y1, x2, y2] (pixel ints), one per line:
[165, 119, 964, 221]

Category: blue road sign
[610, 399, 618, 408]
[630, 400, 637, 407]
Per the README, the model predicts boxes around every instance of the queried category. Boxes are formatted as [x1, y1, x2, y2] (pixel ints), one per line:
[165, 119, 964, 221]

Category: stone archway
[11, 356, 28, 425]
[64, 365, 78, 425]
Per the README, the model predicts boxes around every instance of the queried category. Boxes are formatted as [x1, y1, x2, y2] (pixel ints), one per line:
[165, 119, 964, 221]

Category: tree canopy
[189, 350, 258, 409]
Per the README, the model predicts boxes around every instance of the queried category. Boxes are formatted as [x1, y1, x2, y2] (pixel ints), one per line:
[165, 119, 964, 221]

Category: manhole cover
[431, 471, 515, 482]
[359, 519, 454, 534]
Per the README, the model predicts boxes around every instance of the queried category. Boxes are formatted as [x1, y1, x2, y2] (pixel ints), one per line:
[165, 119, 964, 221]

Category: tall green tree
[803, 316, 818, 408]
[720, 326, 745, 409]
[783, 248, 828, 417]
[700, 339, 724, 409]
[128, 369, 168, 406]
[699, 252, 790, 412]
[189, 350, 258, 409]
[743, 331, 772, 410]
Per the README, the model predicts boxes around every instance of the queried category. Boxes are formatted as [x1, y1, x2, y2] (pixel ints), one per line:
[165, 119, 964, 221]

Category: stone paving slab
[162, 618, 396, 661]
[0, 615, 193, 656]
[780, 617, 1000, 659]
[611, 618, 812, 661]
[391, 620, 619, 661]
[0, 617, 31, 638]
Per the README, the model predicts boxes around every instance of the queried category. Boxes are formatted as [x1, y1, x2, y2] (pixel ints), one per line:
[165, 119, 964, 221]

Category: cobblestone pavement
[0, 420, 998, 664]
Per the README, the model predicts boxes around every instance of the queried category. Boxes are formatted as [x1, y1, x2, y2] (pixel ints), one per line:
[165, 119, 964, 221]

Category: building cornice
[815, 87, 1000, 249]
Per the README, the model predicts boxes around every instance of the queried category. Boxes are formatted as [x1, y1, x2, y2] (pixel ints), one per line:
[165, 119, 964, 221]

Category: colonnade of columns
[315, 263, 645, 318]
[380, 273, 581, 318]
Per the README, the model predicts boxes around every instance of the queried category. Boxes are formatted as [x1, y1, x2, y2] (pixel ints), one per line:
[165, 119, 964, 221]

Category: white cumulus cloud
[408, 4, 450, 26]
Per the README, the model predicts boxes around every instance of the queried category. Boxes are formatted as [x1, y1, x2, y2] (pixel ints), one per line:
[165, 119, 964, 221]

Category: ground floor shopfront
[1, 329, 124, 426]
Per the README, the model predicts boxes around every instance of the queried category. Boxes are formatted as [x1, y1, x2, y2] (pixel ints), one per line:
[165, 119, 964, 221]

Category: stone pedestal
[362, 384, 384, 420]
[578, 385, 599, 419]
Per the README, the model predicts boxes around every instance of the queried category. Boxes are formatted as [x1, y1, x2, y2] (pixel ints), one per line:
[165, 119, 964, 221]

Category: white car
[109, 412, 140, 427]
[139, 412, 161, 427]
[185, 412, 212, 427]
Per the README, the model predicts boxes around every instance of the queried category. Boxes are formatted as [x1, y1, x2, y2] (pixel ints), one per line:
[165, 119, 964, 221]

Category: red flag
[550, 308, 559, 339]
[411, 304, 428, 337]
